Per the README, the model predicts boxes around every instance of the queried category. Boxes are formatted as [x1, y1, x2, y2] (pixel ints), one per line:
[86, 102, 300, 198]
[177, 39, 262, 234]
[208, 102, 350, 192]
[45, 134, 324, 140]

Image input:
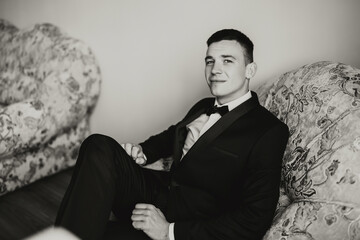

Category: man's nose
[211, 62, 222, 74]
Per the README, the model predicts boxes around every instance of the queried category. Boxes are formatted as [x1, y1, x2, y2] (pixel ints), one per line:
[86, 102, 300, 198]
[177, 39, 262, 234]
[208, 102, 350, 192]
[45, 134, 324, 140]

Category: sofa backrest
[0, 19, 101, 129]
[0, 19, 101, 107]
[261, 61, 360, 207]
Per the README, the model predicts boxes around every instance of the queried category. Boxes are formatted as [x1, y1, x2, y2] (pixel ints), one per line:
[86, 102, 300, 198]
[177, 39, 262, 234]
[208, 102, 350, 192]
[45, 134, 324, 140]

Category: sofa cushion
[0, 118, 88, 195]
[264, 201, 360, 239]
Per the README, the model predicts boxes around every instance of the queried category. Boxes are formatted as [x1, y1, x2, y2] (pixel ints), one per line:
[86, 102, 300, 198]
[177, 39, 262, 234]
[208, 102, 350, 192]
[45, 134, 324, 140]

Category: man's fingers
[135, 157, 146, 165]
[121, 143, 144, 159]
[131, 206, 151, 230]
[131, 203, 169, 238]
[131, 145, 141, 159]
[132, 209, 151, 216]
[120, 143, 147, 165]
[135, 203, 155, 210]
[123, 143, 133, 156]
[131, 213, 147, 221]
[132, 220, 146, 230]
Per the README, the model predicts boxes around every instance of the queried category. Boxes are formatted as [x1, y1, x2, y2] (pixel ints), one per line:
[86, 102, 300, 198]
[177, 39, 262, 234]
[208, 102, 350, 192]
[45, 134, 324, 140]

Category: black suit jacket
[140, 92, 289, 240]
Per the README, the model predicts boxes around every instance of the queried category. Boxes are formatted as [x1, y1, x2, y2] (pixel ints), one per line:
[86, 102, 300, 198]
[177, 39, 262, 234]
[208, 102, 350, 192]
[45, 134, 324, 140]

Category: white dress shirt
[169, 91, 252, 240]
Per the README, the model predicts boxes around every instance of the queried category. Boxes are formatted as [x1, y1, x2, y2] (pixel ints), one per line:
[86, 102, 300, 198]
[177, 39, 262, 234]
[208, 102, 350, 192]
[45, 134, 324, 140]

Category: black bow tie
[206, 105, 229, 116]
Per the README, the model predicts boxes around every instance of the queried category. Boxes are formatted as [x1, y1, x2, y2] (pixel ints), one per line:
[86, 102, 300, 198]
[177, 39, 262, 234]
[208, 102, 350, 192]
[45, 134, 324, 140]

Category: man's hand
[131, 203, 170, 240]
[120, 143, 147, 165]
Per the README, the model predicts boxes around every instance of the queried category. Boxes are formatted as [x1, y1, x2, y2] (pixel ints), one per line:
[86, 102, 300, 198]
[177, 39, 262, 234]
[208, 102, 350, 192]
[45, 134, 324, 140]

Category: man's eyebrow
[221, 55, 236, 59]
[205, 55, 236, 61]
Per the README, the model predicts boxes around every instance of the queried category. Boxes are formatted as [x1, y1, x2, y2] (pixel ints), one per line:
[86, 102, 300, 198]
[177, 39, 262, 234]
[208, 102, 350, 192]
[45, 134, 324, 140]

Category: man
[55, 29, 289, 240]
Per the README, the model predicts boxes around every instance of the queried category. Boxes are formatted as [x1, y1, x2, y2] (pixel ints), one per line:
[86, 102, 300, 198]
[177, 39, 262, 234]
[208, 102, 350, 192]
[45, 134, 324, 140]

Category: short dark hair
[207, 29, 254, 65]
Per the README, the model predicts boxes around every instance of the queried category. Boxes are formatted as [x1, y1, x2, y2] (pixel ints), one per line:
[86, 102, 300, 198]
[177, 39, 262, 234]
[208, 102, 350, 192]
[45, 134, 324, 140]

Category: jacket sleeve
[174, 123, 289, 240]
[139, 124, 178, 165]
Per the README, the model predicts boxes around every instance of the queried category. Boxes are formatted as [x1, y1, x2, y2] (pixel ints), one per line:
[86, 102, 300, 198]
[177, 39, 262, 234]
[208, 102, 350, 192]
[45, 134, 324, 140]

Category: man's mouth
[210, 78, 226, 82]
[210, 80, 226, 83]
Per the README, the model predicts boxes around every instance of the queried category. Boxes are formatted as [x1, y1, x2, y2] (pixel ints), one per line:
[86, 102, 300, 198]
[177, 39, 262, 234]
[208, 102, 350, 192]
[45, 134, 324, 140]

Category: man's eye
[205, 60, 214, 65]
[224, 59, 233, 63]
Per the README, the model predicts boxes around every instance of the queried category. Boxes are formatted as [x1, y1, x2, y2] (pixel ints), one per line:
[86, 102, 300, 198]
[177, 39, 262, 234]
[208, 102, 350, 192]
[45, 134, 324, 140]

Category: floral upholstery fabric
[0, 19, 101, 196]
[260, 61, 360, 240]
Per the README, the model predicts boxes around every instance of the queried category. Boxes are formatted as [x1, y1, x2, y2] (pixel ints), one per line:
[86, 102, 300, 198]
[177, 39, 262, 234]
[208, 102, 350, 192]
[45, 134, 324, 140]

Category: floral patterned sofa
[0, 19, 101, 196]
[257, 61, 360, 240]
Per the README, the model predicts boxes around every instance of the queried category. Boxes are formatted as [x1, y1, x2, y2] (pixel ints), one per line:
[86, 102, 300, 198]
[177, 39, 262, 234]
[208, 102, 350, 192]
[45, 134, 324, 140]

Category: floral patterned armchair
[0, 19, 101, 196]
[257, 61, 360, 240]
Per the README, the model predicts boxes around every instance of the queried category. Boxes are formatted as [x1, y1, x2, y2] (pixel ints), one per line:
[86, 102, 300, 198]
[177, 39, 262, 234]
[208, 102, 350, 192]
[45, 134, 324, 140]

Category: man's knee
[83, 133, 115, 146]
[84, 134, 128, 153]
[79, 134, 123, 163]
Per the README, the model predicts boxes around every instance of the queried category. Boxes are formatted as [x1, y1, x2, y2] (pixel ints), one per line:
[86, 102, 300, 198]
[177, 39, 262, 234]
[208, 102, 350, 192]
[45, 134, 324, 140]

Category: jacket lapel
[172, 99, 214, 167]
[178, 92, 260, 165]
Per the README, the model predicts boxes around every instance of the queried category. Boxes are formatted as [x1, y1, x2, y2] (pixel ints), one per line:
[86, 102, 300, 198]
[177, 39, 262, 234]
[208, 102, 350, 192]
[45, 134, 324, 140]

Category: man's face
[205, 40, 251, 104]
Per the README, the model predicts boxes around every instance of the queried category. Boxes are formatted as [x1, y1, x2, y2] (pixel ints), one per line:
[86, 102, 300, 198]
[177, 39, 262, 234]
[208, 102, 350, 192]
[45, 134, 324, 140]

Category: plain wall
[1, 0, 360, 143]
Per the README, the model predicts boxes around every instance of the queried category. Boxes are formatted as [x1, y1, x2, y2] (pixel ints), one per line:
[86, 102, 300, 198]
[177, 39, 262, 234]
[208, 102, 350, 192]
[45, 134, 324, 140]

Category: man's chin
[209, 89, 225, 98]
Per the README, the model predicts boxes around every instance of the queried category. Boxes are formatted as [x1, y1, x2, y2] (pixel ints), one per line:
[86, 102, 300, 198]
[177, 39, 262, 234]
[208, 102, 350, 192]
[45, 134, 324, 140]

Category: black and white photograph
[0, 0, 360, 239]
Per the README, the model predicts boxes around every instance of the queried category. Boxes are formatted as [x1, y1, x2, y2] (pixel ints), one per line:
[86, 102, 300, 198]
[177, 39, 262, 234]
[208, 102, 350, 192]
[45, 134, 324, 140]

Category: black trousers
[55, 134, 170, 240]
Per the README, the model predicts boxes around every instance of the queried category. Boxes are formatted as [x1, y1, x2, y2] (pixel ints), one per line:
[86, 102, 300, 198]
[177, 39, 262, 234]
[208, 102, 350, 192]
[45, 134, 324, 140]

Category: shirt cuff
[169, 223, 175, 240]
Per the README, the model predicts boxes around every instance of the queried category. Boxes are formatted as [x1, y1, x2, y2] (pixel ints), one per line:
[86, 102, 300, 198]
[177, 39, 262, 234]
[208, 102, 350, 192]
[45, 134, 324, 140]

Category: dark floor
[0, 168, 73, 240]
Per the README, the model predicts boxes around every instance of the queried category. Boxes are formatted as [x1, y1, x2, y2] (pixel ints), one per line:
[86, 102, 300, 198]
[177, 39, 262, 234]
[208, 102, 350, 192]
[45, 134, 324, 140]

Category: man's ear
[245, 62, 257, 79]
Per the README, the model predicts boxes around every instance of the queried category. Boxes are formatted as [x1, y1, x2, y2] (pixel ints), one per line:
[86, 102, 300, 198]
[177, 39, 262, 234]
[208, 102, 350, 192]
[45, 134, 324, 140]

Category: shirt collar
[215, 91, 252, 111]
